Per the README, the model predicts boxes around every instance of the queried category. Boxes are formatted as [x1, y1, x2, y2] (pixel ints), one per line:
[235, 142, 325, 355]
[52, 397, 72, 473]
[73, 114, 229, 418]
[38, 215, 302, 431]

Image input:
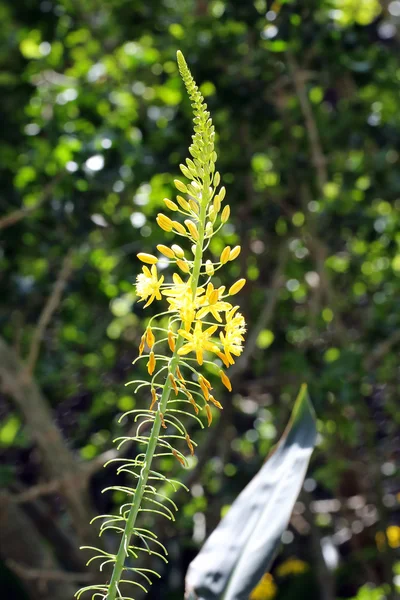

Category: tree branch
[25, 250, 74, 374]
[0, 174, 63, 230]
[6, 560, 93, 583]
[0, 337, 97, 547]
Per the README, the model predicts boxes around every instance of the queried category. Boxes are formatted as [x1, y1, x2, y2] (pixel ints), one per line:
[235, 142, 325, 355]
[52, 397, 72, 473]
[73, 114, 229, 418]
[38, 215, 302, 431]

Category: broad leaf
[185, 384, 316, 600]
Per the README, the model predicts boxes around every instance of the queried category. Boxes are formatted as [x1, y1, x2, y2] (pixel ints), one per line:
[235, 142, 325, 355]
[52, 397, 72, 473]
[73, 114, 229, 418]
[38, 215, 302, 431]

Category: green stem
[105, 182, 209, 600]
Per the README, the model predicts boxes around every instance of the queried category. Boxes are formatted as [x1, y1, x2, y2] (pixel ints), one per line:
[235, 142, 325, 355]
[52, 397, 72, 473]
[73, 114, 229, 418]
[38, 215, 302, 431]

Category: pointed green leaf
[185, 385, 316, 600]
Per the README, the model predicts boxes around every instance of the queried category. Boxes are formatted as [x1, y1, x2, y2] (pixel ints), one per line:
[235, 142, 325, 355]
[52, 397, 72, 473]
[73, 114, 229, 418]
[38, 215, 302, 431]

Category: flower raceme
[76, 50, 246, 600]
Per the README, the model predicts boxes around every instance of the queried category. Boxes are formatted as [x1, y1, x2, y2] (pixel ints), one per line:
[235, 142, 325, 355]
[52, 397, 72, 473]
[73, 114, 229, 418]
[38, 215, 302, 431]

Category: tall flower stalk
[76, 50, 246, 600]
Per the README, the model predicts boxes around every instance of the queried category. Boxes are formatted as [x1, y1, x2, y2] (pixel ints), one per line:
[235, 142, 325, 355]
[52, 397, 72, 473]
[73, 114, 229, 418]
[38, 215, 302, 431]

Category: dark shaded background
[0, 1, 399, 599]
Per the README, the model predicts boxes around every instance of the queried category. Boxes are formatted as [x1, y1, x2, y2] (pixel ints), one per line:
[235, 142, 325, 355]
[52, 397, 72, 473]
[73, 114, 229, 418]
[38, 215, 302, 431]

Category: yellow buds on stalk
[134, 51, 247, 426]
[77, 50, 248, 600]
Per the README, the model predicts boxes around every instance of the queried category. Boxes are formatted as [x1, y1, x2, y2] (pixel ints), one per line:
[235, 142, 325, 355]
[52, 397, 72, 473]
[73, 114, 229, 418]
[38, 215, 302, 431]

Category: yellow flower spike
[220, 246, 231, 264]
[220, 370, 232, 391]
[185, 219, 199, 240]
[169, 373, 179, 396]
[229, 278, 246, 296]
[137, 252, 158, 265]
[78, 51, 248, 600]
[176, 195, 191, 211]
[167, 329, 176, 352]
[150, 388, 157, 411]
[185, 434, 195, 456]
[174, 179, 188, 193]
[172, 221, 187, 235]
[156, 213, 173, 231]
[205, 404, 212, 426]
[146, 327, 155, 348]
[138, 333, 146, 356]
[157, 244, 175, 259]
[221, 205, 230, 223]
[205, 260, 214, 276]
[136, 265, 164, 307]
[171, 244, 185, 258]
[229, 245, 241, 261]
[147, 351, 156, 375]
[209, 395, 223, 410]
[176, 259, 191, 273]
[163, 198, 179, 211]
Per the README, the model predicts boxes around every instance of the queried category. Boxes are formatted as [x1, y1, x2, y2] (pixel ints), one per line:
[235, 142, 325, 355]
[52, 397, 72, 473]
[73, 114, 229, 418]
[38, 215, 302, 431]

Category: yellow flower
[250, 574, 277, 600]
[136, 265, 164, 307]
[163, 274, 204, 330]
[219, 306, 246, 365]
[197, 283, 232, 322]
[386, 525, 400, 549]
[178, 321, 219, 365]
[276, 558, 309, 577]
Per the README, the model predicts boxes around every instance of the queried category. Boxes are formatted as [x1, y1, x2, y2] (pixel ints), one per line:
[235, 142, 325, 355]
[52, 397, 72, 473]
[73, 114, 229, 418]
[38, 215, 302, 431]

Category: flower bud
[168, 329, 176, 352]
[205, 260, 214, 276]
[146, 327, 155, 348]
[219, 370, 232, 391]
[179, 164, 192, 179]
[189, 199, 200, 214]
[163, 198, 178, 211]
[157, 244, 175, 259]
[137, 253, 158, 264]
[172, 221, 187, 235]
[147, 351, 156, 375]
[221, 205, 230, 223]
[229, 278, 246, 295]
[229, 245, 241, 261]
[185, 220, 199, 240]
[213, 195, 221, 213]
[156, 213, 173, 231]
[174, 179, 188, 193]
[176, 259, 190, 273]
[220, 246, 231, 265]
[176, 195, 191, 211]
[171, 244, 185, 258]
[205, 221, 213, 237]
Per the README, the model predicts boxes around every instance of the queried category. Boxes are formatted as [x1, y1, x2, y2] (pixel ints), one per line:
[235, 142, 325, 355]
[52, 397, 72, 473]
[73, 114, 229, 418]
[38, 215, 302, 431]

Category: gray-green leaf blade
[185, 385, 316, 600]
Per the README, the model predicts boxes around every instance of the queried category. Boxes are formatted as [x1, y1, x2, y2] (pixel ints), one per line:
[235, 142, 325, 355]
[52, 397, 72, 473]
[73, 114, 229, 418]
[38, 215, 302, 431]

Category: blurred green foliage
[0, 1, 399, 600]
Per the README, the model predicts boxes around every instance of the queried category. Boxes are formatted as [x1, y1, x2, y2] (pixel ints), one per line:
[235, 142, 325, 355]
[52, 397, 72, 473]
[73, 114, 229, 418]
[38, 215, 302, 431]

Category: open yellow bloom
[163, 274, 204, 330]
[219, 306, 246, 365]
[197, 283, 231, 323]
[136, 264, 164, 307]
[178, 321, 219, 365]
